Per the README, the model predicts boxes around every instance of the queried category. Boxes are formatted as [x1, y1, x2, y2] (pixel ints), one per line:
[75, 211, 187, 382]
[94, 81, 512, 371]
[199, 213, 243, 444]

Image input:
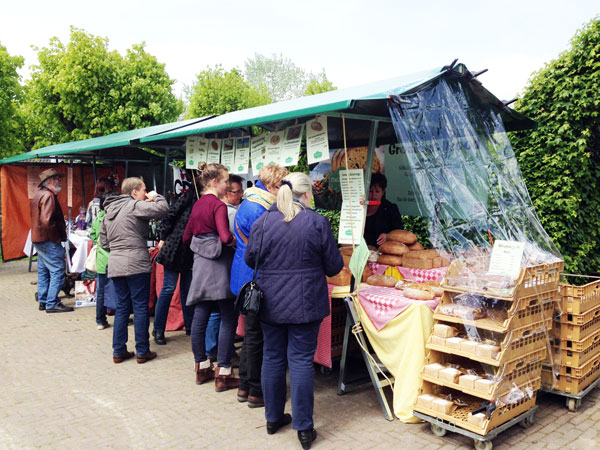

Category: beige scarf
[244, 186, 276, 209]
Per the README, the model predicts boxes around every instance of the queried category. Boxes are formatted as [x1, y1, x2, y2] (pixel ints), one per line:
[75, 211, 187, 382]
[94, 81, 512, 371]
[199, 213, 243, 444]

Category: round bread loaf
[361, 265, 373, 282]
[339, 246, 354, 256]
[327, 267, 351, 286]
[378, 241, 409, 256]
[408, 242, 424, 251]
[342, 254, 352, 266]
[388, 230, 418, 245]
[377, 254, 403, 266]
[366, 275, 398, 287]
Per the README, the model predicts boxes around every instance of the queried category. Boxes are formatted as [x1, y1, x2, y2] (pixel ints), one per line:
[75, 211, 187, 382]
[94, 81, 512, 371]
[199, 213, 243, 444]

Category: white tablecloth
[68, 232, 91, 273]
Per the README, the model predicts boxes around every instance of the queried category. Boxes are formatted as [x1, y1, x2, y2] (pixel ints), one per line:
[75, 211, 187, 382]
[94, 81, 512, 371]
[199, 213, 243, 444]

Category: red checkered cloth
[367, 262, 448, 283]
[236, 284, 335, 368]
[358, 285, 439, 331]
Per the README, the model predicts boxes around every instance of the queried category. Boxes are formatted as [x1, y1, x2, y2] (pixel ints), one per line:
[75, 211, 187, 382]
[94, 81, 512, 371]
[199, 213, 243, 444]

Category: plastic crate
[553, 327, 600, 351]
[559, 279, 600, 315]
[553, 352, 600, 378]
[549, 334, 600, 367]
[542, 354, 600, 394]
[552, 314, 600, 341]
[558, 303, 600, 325]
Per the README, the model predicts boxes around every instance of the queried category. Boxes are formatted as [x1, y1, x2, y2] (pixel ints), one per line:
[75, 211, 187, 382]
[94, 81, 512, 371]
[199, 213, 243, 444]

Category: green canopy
[0, 117, 213, 165]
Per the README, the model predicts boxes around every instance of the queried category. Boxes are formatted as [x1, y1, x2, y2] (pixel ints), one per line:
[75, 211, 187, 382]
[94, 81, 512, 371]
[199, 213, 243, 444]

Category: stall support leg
[162, 149, 170, 196]
[92, 156, 97, 185]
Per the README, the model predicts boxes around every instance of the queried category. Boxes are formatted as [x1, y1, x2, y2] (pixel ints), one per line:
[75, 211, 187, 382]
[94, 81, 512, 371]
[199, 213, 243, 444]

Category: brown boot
[195, 362, 215, 385]
[215, 366, 240, 392]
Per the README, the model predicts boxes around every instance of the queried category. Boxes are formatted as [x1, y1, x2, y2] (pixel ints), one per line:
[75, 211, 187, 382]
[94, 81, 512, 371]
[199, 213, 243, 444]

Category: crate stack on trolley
[413, 261, 562, 449]
[542, 277, 600, 411]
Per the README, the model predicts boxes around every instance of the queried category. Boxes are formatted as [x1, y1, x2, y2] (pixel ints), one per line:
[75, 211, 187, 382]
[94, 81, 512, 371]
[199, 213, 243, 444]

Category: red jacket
[30, 187, 67, 243]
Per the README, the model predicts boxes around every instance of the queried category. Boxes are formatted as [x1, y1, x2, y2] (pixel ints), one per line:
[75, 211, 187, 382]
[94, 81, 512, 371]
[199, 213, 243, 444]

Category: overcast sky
[1, 0, 598, 102]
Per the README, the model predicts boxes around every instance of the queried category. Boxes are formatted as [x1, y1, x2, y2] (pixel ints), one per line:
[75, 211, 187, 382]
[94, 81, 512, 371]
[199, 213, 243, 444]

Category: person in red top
[183, 162, 239, 392]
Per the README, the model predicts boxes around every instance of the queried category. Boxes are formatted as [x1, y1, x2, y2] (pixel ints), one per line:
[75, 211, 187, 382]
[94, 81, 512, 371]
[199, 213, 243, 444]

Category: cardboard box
[416, 394, 436, 409]
[439, 367, 461, 384]
[446, 337, 465, 350]
[430, 335, 446, 347]
[468, 412, 487, 427]
[476, 343, 500, 359]
[460, 340, 479, 353]
[458, 374, 481, 389]
[423, 363, 445, 378]
[433, 324, 459, 338]
[475, 378, 496, 394]
[432, 398, 454, 415]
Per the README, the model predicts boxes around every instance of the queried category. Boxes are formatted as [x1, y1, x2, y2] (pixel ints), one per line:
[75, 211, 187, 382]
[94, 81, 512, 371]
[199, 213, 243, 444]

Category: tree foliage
[510, 17, 600, 274]
[304, 71, 336, 96]
[21, 27, 181, 150]
[0, 42, 25, 158]
[185, 65, 270, 118]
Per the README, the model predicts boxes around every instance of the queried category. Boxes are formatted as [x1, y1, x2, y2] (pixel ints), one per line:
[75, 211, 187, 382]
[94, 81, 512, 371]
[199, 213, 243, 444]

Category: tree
[510, 17, 600, 274]
[0, 42, 25, 158]
[21, 27, 181, 150]
[185, 65, 270, 118]
[245, 53, 336, 101]
[304, 71, 336, 96]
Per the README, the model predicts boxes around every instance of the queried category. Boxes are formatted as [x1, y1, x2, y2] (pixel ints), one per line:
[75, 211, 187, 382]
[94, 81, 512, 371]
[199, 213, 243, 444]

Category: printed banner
[250, 134, 267, 173]
[207, 138, 222, 164]
[221, 138, 235, 172]
[265, 131, 284, 166]
[281, 124, 305, 167]
[307, 116, 329, 164]
[233, 137, 250, 174]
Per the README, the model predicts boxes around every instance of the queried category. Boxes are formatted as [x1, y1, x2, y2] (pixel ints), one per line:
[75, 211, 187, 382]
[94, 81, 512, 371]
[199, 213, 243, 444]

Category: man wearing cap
[30, 168, 73, 313]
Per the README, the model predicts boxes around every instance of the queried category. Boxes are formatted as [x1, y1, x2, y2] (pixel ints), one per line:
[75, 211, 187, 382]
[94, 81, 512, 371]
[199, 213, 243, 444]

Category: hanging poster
[221, 138, 235, 171]
[233, 137, 250, 174]
[265, 131, 284, 166]
[281, 124, 305, 167]
[207, 138, 222, 164]
[251, 134, 267, 172]
[307, 116, 329, 165]
[339, 169, 365, 203]
[337, 168, 366, 244]
[185, 136, 208, 169]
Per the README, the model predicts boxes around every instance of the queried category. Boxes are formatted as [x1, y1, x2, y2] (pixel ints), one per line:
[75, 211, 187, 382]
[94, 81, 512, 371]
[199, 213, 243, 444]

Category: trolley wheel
[430, 423, 446, 437]
[519, 413, 535, 428]
[319, 366, 333, 376]
[473, 439, 493, 450]
[567, 398, 581, 412]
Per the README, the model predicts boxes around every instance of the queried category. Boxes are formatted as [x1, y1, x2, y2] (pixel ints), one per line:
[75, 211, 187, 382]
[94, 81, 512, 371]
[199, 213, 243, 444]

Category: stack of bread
[376, 229, 451, 269]
[326, 246, 373, 286]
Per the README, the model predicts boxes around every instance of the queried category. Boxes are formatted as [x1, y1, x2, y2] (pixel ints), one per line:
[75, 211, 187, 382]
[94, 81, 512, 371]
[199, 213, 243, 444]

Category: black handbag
[235, 212, 269, 316]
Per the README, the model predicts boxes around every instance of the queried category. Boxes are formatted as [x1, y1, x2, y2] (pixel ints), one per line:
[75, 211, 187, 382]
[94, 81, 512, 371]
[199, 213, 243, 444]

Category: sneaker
[97, 321, 109, 330]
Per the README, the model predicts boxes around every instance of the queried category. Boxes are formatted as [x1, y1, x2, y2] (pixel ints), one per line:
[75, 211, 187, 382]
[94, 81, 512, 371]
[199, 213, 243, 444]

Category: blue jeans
[191, 299, 237, 367]
[34, 241, 65, 309]
[96, 273, 107, 325]
[153, 267, 194, 333]
[111, 273, 151, 357]
[205, 312, 221, 356]
[261, 320, 321, 431]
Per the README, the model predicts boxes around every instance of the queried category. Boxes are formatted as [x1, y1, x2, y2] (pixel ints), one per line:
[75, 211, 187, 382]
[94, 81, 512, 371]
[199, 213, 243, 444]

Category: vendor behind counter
[364, 173, 403, 247]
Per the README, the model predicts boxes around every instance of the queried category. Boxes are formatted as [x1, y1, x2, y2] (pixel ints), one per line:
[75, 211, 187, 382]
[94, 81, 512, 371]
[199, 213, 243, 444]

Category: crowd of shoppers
[31, 163, 340, 449]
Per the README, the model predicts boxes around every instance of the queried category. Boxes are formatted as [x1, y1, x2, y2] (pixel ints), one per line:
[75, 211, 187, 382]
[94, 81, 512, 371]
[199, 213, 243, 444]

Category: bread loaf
[408, 242, 424, 251]
[388, 230, 418, 245]
[327, 267, 351, 286]
[377, 254, 403, 266]
[402, 255, 433, 269]
[366, 275, 397, 287]
[378, 241, 409, 256]
[423, 281, 443, 297]
[342, 254, 352, 266]
[403, 285, 435, 300]
[361, 265, 373, 282]
[339, 246, 354, 256]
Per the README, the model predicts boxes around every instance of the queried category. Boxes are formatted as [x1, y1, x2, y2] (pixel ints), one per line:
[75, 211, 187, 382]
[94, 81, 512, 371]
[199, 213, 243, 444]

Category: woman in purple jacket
[245, 172, 343, 449]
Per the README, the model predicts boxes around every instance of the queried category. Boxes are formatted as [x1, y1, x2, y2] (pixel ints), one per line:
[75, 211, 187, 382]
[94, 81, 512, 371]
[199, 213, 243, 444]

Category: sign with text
[233, 137, 250, 174]
[250, 134, 267, 172]
[281, 124, 304, 166]
[307, 116, 329, 164]
[488, 240, 526, 280]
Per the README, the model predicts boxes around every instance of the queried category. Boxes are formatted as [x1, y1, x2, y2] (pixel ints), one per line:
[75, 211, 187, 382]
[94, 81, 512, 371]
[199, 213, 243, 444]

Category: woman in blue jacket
[245, 172, 343, 449]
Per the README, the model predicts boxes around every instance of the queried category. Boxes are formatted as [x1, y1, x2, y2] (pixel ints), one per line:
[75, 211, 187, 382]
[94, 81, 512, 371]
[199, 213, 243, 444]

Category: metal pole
[162, 149, 170, 196]
[92, 156, 97, 184]
[152, 163, 157, 192]
[125, 160, 129, 178]
[80, 164, 86, 208]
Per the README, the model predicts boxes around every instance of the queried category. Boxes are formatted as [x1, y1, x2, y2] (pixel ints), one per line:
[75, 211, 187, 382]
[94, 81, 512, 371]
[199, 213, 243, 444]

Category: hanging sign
[251, 135, 267, 172]
[186, 136, 209, 169]
[280, 124, 305, 167]
[337, 168, 366, 244]
[265, 131, 284, 166]
[221, 138, 235, 172]
[207, 139, 222, 164]
[233, 137, 250, 174]
[307, 116, 329, 164]
[488, 240, 526, 280]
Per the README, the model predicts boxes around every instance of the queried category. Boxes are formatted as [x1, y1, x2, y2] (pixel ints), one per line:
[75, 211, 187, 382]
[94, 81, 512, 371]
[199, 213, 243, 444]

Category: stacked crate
[543, 278, 600, 398]
[414, 261, 562, 436]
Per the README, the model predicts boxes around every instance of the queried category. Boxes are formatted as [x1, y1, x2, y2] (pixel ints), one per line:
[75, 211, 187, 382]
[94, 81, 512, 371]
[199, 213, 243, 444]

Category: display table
[353, 285, 438, 423]
[367, 261, 448, 283]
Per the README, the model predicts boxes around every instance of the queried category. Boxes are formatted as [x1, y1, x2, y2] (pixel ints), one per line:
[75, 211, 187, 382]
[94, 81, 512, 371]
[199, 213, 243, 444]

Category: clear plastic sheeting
[387, 75, 562, 270]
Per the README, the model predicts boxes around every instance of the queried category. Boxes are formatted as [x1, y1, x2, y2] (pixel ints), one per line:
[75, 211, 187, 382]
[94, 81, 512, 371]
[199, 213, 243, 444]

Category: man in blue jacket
[230, 165, 288, 408]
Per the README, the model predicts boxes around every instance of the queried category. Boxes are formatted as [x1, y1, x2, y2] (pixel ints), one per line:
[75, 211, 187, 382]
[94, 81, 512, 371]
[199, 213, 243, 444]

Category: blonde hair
[277, 173, 312, 222]
[198, 162, 227, 191]
[121, 177, 145, 195]
[258, 164, 289, 188]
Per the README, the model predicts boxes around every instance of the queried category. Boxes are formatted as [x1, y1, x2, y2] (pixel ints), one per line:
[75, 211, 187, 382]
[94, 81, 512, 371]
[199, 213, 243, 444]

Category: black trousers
[238, 311, 263, 397]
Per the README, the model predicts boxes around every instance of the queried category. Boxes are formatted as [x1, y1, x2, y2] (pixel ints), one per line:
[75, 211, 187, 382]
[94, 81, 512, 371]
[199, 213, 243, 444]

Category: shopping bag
[75, 279, 97, 307]
[85, 245, 98, 272]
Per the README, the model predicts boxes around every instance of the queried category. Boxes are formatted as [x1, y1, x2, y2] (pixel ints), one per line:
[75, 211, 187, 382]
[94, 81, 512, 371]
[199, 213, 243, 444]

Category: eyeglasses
[227, 190, 243, 194]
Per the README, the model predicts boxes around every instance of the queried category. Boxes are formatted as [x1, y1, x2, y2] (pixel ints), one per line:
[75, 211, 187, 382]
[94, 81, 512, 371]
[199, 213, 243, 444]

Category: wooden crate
[560, 279, 600, 315]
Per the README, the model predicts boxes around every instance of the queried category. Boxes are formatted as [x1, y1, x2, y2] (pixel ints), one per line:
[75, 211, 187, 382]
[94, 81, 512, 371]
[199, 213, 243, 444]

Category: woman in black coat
[245, 172, 343, 449]
[152, 174, 200, 345]
[363, 173, 403, 247]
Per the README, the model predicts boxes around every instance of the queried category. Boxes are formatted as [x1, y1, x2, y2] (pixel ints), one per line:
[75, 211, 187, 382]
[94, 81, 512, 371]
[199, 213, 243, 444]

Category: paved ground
[1, 259, 599, 449]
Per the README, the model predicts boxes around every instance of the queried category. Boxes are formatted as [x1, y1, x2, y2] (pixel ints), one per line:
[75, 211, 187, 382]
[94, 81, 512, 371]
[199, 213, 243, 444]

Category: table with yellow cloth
[355, 286, 438, 423]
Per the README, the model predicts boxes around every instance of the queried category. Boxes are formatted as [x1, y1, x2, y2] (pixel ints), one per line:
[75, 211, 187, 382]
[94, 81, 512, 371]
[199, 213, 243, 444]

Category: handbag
[85, 245, 98, 272]
[235, 212, 269, 316]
